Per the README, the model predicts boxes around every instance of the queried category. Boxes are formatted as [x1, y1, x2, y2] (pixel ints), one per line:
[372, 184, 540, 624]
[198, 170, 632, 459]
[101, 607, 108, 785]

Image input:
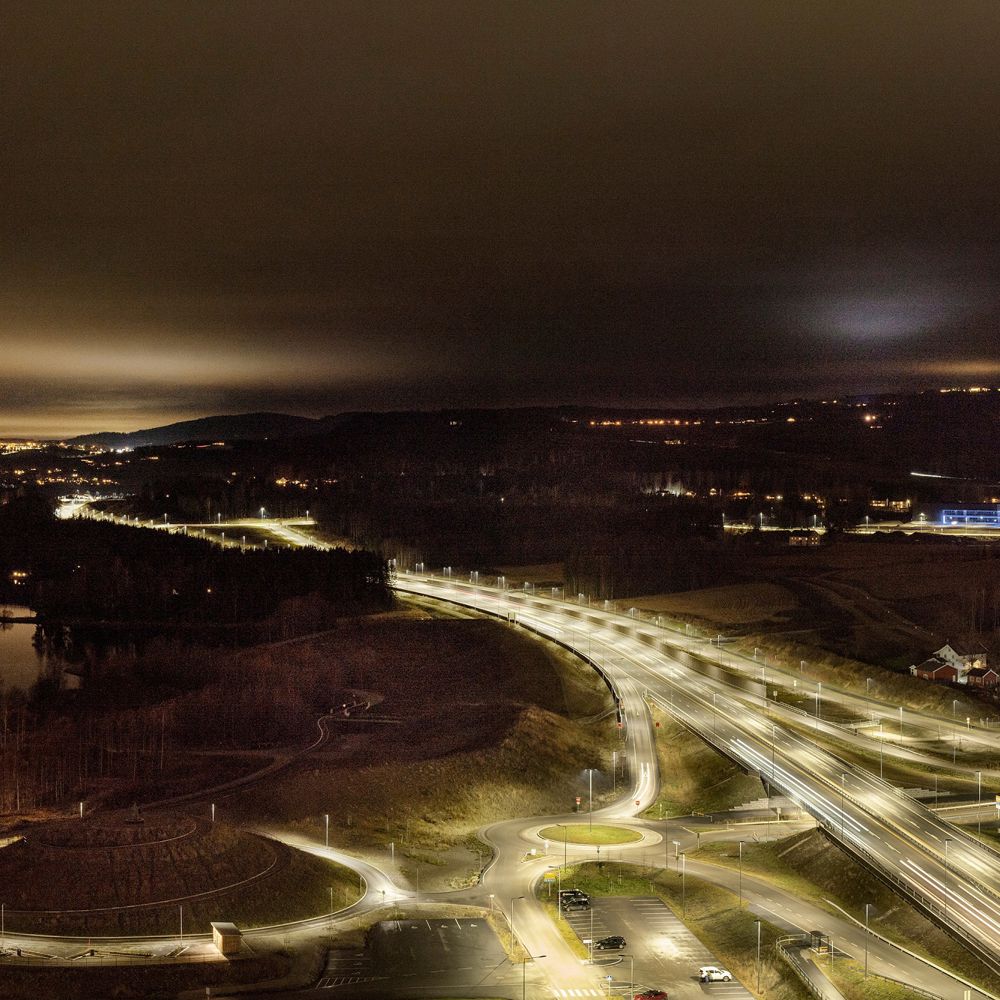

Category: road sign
[543, 871, 556, 882]
[575, 796, 581, 804]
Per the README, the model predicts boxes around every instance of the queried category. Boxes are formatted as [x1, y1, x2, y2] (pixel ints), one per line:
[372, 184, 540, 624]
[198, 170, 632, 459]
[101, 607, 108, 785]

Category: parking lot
[560, 896, 753, 1000]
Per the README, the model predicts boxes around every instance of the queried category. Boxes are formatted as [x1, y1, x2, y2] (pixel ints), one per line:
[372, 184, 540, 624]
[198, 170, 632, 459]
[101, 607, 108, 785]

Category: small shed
[210, 921, 242, 956]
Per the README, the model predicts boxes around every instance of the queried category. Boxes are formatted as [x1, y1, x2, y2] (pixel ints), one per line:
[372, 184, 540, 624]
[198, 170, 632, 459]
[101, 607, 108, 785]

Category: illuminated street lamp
[523, 950, 545, 1000]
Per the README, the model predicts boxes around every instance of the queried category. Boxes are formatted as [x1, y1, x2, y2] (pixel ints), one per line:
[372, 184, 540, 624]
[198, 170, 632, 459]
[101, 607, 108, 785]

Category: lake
[0, 605, 92, 694]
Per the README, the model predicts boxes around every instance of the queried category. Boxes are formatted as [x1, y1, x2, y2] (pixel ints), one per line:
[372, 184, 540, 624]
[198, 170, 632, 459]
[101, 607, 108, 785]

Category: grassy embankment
[223, 615, 619, 889]
[826, 958, 938, 1000]
[635, 566, 992, 721]
[539, 862, 810, 1000]
[694, 829, 998, 991]
[632, 700, 996, 991]
[641, 707, 766, 819]
[775, 713, 998, 797]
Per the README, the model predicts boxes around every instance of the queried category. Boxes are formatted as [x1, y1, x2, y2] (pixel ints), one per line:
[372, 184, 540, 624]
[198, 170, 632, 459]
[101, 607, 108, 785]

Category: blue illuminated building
[940, 505, 1000, 527]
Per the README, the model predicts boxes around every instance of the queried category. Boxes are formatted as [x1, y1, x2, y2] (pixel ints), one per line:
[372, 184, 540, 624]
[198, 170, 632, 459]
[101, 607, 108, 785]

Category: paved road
[398, 574, 1000, 983]
[27, 510, 1000, 999]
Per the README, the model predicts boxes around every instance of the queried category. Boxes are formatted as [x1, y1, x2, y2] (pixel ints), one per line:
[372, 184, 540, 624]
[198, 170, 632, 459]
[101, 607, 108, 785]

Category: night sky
[4, 2, 1000, 436]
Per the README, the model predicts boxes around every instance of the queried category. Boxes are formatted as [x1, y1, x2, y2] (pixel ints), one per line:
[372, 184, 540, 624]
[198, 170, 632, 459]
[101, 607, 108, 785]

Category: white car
[699, 966, 733, 983]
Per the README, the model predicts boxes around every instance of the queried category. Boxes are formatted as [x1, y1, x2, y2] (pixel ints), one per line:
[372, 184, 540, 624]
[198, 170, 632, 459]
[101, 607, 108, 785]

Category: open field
[495, 562, 565, 585]
[220, 615, 617, 888]
[693, 829, 998, 990]
[634, 582, 800, 628]
[642, 707, 765, 818]
[0, 952, 295, 1000]
[0, 818, 359, 936]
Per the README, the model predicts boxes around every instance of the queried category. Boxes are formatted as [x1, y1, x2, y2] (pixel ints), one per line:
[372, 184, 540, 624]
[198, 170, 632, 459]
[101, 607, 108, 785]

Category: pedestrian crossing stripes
[316, 975, 380, 989]
[550, 990, 602, 997]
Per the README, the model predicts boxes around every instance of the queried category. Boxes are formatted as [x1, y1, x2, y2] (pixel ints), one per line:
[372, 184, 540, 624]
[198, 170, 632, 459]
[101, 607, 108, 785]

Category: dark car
[562, 897, 590, 911]
[560, 889, 590, 901]
[634, 991, 668, 1000]
[595, 935, 626, 950]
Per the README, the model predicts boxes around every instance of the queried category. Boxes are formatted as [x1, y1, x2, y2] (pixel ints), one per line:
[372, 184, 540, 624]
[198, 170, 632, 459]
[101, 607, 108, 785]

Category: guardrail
[817, 824, 1000, 981]
[774, 936, 832, 1000]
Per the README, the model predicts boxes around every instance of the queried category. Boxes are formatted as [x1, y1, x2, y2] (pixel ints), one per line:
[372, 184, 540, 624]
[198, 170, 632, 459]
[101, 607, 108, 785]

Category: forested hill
[0, 494, 390, 623]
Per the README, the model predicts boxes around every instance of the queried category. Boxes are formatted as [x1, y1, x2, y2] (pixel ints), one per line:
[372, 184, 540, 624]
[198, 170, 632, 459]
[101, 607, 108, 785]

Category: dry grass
[0, 820, 359, 936]
[826, 957, 934, 1000]
[642, 708, 766, 818]
[752, 635, 993, 718]
[694, 829, 998, 991]
[219, 617, 617, 885]
[538, 823, 642, 845]
[495, 563, 566, 585]
[635, 582, 800, 627]
[0, 953, 293, 1000]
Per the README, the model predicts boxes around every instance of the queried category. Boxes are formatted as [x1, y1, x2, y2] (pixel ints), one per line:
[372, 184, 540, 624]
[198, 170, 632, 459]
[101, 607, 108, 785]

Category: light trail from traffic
[399, 572, 1000, 975]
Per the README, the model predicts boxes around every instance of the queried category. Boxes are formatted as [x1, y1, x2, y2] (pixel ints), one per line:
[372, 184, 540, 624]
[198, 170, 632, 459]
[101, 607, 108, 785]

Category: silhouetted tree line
[0, 494, 390, 622]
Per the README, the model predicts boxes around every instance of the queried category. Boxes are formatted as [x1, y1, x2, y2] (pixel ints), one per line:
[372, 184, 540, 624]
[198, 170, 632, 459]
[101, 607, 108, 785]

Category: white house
[913, 643, 990, 685]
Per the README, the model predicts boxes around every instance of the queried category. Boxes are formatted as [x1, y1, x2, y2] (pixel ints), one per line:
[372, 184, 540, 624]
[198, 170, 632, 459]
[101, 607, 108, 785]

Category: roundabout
[537, 823, 644, 847]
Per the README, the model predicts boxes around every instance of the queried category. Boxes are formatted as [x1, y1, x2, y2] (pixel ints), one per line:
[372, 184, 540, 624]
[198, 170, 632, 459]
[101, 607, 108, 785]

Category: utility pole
[755, 919, 762, 992]
[738, 841, 744, 905]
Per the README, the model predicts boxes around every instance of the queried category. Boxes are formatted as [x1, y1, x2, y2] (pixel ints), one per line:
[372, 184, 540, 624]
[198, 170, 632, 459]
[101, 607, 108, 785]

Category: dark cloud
[4, 2, 1000, 433]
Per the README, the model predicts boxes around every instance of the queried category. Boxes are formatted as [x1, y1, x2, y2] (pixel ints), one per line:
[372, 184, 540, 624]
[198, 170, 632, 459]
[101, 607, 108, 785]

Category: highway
[396, 573, 1000, 980]
[38, 503, 1000, 997]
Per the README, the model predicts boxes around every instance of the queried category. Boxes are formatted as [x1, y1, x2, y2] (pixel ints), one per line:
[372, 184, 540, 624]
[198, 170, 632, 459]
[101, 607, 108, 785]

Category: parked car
[699, 966, 733, 982]
[634, 990, 668, 1000]
[559, 889, 590, 901]
[595, 935, 626, 950]
[562, 897, 590, 911]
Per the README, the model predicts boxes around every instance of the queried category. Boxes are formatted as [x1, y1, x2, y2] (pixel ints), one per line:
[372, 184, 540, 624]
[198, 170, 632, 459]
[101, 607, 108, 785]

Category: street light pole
[840, 773, 847, 840]
[681, 853, 687, 915]
[511, 895, 524, 958]
[588, 769, 594, 831]
[864, 903, 871, 978]
[944, 839, 952, 919]
[738, 841, 744, 906]
[523, 950, 545, 1000]
[324, 813, 329, 848]
[978, 770, 983, 837]
[755, 919, 762, 992]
